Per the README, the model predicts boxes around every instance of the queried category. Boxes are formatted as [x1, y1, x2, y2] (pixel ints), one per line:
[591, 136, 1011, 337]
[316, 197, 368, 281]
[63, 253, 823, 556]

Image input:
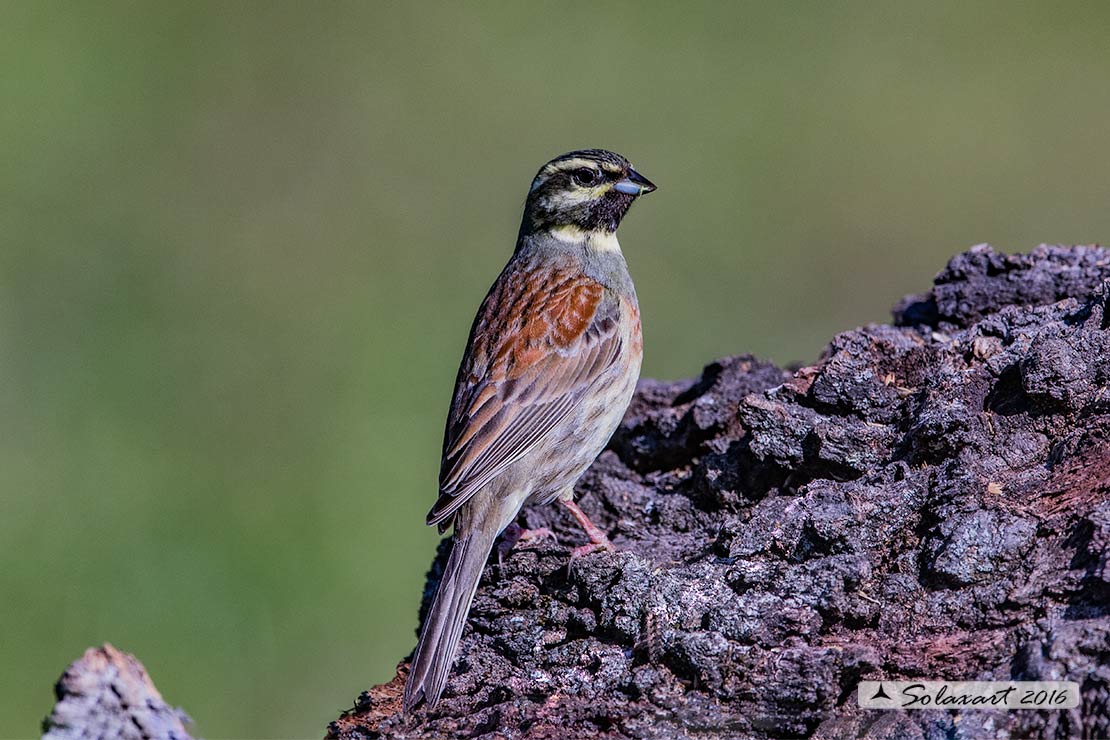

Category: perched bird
[402, 149, 656, 711]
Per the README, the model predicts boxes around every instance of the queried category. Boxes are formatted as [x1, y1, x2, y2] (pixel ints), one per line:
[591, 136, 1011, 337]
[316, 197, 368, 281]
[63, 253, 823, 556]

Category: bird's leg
[559, 497, 615, 561]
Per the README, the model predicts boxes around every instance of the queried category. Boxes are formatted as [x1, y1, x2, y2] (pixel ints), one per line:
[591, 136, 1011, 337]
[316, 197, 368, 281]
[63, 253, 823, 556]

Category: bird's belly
[521, 360, 640, 504]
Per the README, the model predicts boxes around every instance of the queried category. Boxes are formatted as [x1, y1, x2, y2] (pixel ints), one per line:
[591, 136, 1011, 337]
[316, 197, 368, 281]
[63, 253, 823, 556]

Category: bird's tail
[402, 515, 500, 712]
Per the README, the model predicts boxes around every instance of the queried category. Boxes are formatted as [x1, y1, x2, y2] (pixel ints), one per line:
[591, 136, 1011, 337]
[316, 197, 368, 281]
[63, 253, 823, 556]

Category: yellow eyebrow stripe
[545, 158, 621, 175]
[547, 158, 597, 173]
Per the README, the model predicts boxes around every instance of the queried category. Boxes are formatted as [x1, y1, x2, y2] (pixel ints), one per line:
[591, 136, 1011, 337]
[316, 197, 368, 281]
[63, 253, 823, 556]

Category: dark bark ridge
[330, 244, 1110, 740]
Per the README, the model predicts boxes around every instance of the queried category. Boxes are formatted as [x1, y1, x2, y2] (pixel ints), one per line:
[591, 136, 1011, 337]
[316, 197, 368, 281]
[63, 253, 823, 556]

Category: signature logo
[858, 681, 1080, 710]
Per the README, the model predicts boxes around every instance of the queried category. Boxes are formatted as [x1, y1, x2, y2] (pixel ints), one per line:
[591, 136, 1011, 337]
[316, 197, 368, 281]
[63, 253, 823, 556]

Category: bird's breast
[620, 295, 643, 361]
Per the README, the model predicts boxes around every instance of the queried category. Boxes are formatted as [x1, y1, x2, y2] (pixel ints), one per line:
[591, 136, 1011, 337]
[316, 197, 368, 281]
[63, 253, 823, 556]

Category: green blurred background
[2, 1, 1108, 736]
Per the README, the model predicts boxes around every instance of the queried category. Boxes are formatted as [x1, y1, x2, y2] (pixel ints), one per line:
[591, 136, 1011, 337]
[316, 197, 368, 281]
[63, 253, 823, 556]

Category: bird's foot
[497, 523, 557, 565]
[568, 538, 615, 566]
[559, 497, 616, 566]
[519, 526, 557, 543]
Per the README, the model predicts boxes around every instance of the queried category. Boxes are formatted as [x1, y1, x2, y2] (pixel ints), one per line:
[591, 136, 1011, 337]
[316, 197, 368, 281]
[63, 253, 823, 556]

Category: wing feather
[428, 262, 622, 528]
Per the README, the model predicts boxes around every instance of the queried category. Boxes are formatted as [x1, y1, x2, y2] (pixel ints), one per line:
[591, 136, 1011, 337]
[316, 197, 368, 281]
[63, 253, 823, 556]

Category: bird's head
[521, 149, 656, 239]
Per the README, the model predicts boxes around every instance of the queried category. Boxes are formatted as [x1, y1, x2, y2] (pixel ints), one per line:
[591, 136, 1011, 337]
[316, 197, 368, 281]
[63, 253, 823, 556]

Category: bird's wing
[427, 262, 623, 529]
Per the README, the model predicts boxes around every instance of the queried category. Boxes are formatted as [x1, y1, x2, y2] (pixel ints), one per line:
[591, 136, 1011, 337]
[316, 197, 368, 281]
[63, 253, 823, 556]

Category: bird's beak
[612, 168, 657, 196]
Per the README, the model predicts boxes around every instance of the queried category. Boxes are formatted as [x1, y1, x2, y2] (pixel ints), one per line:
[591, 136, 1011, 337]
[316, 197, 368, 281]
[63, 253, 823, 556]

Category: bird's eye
[571, 168, 601, 187]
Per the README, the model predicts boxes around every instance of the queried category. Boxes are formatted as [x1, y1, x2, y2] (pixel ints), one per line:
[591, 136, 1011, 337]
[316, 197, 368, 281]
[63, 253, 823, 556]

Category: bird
[402, 149, 656, 712]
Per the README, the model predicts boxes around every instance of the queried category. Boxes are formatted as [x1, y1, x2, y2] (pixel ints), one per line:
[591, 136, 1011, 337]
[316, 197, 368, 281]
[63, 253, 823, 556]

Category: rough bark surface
[43, 644, 194, 740]
[330, 244, 1110, 740]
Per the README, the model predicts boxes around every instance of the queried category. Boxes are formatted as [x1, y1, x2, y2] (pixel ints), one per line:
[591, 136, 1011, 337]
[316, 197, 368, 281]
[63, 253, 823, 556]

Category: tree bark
[43, 644, 194, 740]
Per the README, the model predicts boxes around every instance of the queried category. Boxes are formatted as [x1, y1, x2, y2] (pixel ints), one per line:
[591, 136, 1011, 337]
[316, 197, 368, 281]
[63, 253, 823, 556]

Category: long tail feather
[402, 521, 499, 712]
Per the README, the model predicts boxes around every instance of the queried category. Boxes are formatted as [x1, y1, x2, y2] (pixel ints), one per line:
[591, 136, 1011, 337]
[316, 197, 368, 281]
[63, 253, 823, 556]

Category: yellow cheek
[586, 184, 612, 199]
[545, 184, 612, 208]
